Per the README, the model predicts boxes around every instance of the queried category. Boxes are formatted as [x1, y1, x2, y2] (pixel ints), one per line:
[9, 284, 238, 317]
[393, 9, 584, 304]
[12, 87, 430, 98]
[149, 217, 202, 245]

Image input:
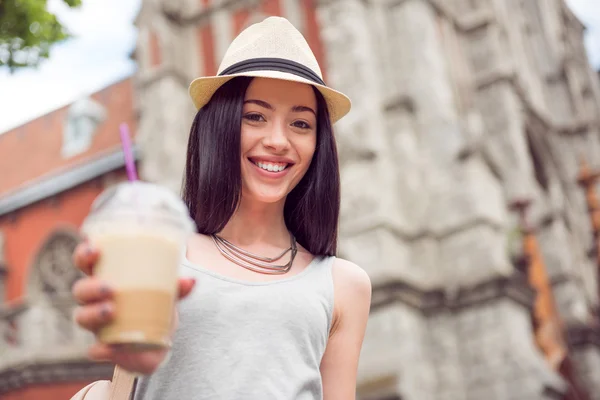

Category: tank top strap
[307, 254, 335, 284]
[299, 255, 336, 334]
[295, 254, 335, 290]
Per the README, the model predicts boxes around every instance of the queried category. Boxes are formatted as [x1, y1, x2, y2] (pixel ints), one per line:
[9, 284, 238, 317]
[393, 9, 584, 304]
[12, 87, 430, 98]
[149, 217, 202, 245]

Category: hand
[71, 240, 196, 375]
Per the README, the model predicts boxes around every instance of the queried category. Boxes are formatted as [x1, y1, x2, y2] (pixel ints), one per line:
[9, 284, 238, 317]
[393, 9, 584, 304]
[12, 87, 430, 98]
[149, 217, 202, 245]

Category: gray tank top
[133, 253, 335, 400]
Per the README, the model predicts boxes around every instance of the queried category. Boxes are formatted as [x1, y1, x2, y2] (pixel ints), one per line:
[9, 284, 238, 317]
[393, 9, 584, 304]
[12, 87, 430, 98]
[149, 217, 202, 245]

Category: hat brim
[188, 70, 351, 124]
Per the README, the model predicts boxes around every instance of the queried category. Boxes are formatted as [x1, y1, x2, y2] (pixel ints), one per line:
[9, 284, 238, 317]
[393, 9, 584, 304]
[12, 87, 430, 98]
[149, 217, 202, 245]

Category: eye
[243, 113, 266, 122]
[292, 120, 312, 130]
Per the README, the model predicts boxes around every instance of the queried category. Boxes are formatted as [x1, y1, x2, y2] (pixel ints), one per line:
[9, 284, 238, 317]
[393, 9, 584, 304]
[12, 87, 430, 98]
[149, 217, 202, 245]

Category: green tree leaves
[0, 0, 82, 71]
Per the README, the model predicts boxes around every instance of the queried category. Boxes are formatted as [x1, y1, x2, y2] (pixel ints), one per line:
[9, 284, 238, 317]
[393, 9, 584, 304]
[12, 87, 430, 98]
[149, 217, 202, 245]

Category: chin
[253, 193, 288, 204]
[245, 187, 290, 204]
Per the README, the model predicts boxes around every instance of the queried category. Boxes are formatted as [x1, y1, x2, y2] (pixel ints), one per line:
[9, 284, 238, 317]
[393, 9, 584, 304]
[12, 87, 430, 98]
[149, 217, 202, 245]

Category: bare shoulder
[331, 257, 372, 299]
[329, 258, 372, 336]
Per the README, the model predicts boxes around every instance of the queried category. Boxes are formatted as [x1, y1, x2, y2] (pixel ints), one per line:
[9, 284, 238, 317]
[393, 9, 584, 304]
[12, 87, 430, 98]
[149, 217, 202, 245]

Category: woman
[72, 16, 371, 399]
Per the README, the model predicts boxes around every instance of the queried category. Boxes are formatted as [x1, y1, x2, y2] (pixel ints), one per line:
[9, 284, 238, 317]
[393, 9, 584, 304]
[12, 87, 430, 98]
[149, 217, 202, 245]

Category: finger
[112, 347, 167, 375]
[73, 302, 114, 332]
[177, 278, 196, 300]
[88, 343, 167, 375]
[72, 278, 113, 305]
[72, 241, 100, 276]
[87, 342, 116, 362]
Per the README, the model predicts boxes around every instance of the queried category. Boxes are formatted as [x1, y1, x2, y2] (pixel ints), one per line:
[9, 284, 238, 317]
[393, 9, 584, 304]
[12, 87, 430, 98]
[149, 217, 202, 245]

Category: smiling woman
[70, 16, 372, 400]
[184, 75, 340, 259]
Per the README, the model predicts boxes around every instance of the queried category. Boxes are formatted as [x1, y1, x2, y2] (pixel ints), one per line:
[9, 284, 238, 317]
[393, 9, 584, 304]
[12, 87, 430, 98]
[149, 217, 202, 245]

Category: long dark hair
[182, 77, 340, 256]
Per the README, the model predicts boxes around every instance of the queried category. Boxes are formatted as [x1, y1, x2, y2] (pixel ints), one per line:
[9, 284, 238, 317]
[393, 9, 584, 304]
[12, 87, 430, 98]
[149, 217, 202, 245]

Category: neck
[217, 197, 289, 248]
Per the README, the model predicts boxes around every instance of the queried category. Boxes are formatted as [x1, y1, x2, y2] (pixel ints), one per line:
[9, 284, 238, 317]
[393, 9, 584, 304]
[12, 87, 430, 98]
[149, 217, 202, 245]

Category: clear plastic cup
[81, 181, 196, 350]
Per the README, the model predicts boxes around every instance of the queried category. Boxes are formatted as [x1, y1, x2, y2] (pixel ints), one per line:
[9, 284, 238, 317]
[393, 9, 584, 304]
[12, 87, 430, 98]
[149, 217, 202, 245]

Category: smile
[248, 158, 293, 175]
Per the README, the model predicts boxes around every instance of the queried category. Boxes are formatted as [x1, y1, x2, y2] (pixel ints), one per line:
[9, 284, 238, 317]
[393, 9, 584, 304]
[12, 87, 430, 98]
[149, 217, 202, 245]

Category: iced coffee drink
[82, 181, 195, 350]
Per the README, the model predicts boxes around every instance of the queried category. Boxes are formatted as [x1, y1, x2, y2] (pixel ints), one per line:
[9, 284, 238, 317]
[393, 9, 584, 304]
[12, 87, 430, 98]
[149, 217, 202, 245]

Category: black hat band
[218, 57, 326, 86]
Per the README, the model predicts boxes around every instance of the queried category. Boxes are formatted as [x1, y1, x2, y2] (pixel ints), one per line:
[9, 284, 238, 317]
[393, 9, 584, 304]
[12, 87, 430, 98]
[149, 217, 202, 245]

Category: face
[240, 77, 318, 205]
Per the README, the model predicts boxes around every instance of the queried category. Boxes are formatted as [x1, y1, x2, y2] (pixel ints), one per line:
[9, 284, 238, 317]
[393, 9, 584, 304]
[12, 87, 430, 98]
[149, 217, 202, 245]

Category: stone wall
[316, 0, 600, 398]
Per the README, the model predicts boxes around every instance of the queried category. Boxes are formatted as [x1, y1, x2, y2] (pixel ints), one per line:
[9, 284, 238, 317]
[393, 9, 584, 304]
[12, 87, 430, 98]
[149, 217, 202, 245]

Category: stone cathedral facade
[133, 0, 600, 399]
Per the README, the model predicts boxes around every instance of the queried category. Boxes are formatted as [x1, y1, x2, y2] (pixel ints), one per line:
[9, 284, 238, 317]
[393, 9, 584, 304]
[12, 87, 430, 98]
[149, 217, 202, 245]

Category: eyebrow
[244, 99, 273, 110]
[244, 99, 316, 116]
[291, 105, 316, 116]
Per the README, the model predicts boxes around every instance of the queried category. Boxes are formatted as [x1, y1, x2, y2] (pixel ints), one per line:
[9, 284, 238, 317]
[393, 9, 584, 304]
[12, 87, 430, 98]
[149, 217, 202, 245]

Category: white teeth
[256, 161, 287, 172]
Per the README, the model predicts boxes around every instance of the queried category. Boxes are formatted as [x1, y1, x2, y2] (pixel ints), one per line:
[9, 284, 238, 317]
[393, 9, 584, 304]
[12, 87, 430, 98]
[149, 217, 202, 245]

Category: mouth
[248, 158, 293, 174]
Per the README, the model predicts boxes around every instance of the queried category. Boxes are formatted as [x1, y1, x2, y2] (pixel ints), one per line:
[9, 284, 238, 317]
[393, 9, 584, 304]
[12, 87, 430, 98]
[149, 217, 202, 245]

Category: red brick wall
[198, 23, 217, 76]
[149, 30, 162, 67]
[0, 78, 136, 196]
[233, 7, 250, 36]
[2, 380, 100, 400]
[302, 0, 327, 82]
[0, 170, 129, 302]
[262, 0, 282, 16]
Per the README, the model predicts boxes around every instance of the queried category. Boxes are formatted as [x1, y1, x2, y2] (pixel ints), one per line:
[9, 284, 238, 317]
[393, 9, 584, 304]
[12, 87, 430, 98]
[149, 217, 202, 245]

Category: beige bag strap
[109, 366, 136, 400]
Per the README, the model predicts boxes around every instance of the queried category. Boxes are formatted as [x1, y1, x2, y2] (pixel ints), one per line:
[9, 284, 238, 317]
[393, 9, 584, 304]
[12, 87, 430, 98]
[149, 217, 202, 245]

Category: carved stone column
[317, 1, 424, 398]
[317, 0, 565, 398]
[577, 158, 600, 302]
[135, 0, 198, 193]
[570, 159, 600, 400]
[567, 321, 600, 400]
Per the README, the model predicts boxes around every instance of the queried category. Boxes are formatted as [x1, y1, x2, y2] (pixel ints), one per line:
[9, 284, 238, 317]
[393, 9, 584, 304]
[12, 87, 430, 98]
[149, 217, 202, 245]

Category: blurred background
[1, 0, 600, 399]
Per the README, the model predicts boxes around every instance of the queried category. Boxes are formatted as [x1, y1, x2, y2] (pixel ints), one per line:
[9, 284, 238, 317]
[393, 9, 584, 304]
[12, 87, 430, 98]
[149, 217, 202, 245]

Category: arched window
[27, 229, 84, 345]
[28, 229, 83, 300]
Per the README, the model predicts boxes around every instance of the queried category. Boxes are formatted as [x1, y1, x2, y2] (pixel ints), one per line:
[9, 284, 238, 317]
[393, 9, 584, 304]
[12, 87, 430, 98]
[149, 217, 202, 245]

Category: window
[31, 230, 82, 297]
[62, 96, 106, 158]
[28, 230, 83, 344]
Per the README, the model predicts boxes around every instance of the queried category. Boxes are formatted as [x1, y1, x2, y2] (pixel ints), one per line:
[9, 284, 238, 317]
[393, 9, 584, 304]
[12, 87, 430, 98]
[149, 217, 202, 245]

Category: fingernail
[100, 285, 112, 296]
[85, 244, 94, 256]
[101, 304, 112, 318]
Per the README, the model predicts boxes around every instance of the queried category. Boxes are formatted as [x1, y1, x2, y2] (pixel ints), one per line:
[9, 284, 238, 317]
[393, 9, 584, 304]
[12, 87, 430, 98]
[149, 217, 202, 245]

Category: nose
[262, 121, 290, 153]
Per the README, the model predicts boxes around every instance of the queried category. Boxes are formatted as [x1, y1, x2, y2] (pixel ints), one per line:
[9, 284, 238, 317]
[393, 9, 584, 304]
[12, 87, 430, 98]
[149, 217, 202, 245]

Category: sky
[0, 0, 141, 133]
[0, 0, 599, 134]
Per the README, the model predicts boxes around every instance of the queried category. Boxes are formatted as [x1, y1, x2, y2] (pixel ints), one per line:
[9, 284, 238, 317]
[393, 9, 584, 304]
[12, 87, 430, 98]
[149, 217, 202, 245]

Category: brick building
[1, 0, 600, 399]
[0, 79, 137, 399]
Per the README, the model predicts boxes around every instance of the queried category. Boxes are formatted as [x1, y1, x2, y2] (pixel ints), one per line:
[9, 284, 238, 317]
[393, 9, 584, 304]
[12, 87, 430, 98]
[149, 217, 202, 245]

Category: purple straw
[119, 122, 138, 181]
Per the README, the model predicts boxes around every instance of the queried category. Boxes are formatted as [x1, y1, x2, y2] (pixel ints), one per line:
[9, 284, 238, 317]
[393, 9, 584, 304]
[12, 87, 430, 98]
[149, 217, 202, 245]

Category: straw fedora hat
[188, 16, 351, 124]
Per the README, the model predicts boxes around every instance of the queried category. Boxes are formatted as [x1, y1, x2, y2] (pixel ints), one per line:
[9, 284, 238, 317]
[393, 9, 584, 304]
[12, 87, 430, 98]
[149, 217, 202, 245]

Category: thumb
[177, 278, 196, 300]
